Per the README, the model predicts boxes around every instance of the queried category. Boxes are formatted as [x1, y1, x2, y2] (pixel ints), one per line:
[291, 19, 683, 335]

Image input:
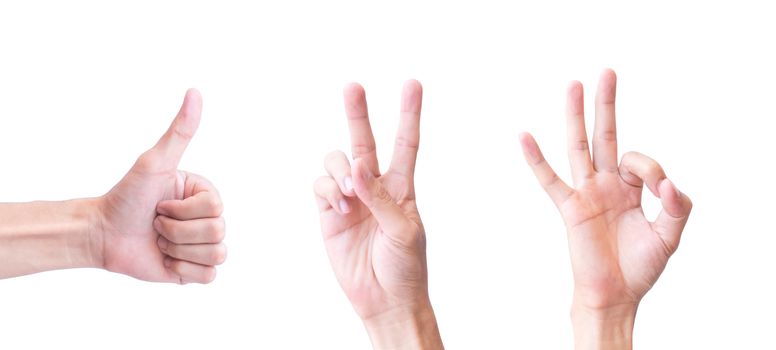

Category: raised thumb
[653, 179, 693, 251]
[147, 89, 202, 168]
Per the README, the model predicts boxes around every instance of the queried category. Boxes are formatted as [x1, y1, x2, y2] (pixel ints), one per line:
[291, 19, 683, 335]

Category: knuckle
[622, 151, 640, 160]
[542, 173, 562, 188]
[569, 140, 589, 151]
[394, 135, 419, 150]
[209, 218, 226, 242]
[171, 123, 195, 141]
[622, 151, 665, 176]
[351, 143, 376, 156]
[324, 150, 346, 165]
[164, 242, 178, 257]
[644, 158, 664, 176]
[158, 218, 182, 243]
[313, 176, 329, 191]
[169, 259, 183, 275]
[203, 267, 218, 284]
[599, 129, 617, 142]
[314, 177, 340, 200]
[658, 236, 676, 257]
[206, 195, 224, 216]
[212, 244, 228, 265]
[134, 151, 163, 172]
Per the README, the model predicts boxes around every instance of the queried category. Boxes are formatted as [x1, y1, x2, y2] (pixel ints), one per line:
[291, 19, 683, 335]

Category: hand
[519, 70, 692, 348]
[97, 89, 226, 284]
[314, 81, 443, 349]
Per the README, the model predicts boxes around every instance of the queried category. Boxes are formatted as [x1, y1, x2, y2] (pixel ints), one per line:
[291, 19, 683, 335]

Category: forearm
[364, 301, 444, 350]
[0, 198, 104, 279]
[571, 302, 637, 350]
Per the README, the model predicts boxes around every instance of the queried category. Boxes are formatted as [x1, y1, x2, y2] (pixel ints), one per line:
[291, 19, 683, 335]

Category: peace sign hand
[314, 81, 443, 350]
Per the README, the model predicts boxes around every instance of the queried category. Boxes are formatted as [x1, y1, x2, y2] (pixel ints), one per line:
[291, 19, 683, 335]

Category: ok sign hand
[520, 70, 692, 349]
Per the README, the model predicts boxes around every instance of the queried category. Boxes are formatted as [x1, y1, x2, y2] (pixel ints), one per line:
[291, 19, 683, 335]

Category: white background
[0, 1, 774, 349]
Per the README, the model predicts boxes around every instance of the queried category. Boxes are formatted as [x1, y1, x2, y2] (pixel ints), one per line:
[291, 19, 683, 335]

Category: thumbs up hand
[97, 89, 226, 284]
[315, 81, 443, 349]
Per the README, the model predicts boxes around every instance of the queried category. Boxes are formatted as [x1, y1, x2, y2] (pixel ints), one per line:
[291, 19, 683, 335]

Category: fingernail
[157, 237, 168, 251]
[344, 176, 353, 192]
[339, 199, 351, 214]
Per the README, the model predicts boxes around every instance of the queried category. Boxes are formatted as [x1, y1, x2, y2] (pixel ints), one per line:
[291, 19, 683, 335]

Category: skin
[0, 89, 226, 284]
[314, 81, 444, 350]
[519, 69, 693, 350]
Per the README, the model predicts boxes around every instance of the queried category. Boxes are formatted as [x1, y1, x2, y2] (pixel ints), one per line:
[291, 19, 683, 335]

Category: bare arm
[0, 199, 103, 278]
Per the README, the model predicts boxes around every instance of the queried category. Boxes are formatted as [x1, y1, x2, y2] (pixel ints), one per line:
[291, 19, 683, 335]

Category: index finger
[344, 83, 380, 175]
[388, 80, 423, 178]
[565, 81, 594, 184]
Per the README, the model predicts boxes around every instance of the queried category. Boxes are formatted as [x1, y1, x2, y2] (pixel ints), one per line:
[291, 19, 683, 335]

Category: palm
[520, 69, 692, 311]
[321, 172, 424, 318]
[561, 172, 672, 308]
[315, 81, 428, 320]
[100, 159, 183, 282]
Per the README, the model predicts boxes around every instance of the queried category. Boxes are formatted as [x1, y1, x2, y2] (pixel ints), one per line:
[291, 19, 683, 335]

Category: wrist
[571, 301, 637, 350]
[363, 300, 444, 350]
[67, 197, 106, 270]
[63, 197, 103, 268]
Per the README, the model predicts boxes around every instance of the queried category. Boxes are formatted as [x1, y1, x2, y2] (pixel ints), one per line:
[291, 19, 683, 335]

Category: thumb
[653, 179, 693, 251]
[351, 158, 412, 238]
[146, 89, 202, 168]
